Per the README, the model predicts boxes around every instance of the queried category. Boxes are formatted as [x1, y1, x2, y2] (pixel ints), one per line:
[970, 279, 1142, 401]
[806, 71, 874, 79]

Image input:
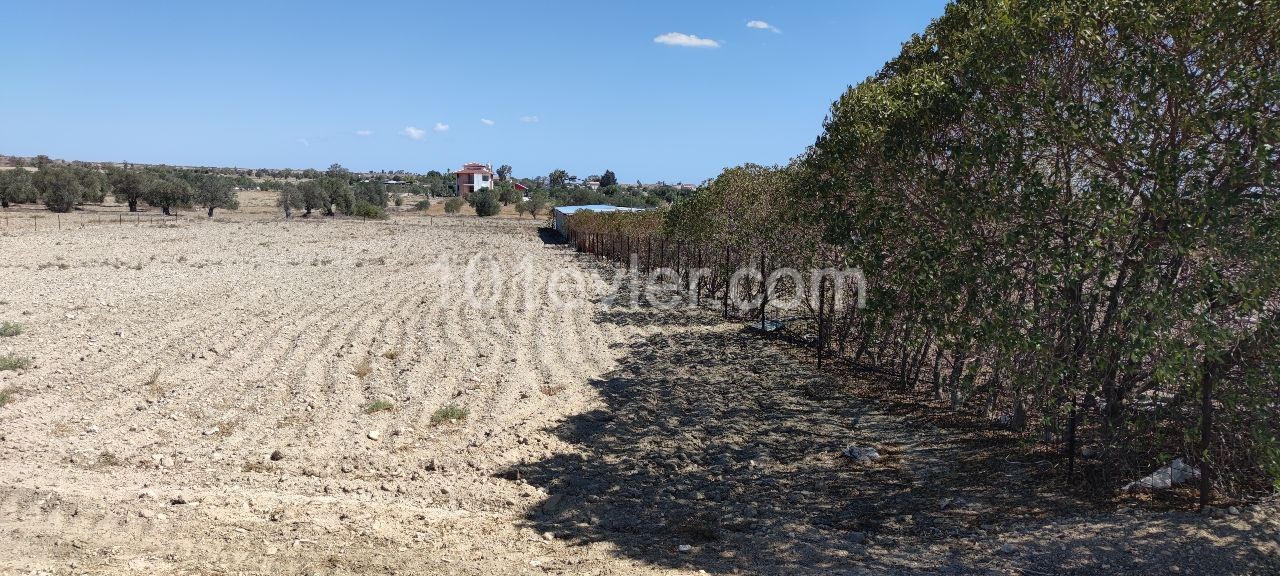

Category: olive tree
[0, 169, 37, 208]
[143, 176, 193, 216]
[33, 165, 84, 212]
[192, 174, 240, 217]
[108, 166, 150, 212]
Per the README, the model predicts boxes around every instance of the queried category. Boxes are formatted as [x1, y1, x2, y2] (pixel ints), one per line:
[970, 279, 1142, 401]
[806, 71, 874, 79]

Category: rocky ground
[0, 212, 1276, 575]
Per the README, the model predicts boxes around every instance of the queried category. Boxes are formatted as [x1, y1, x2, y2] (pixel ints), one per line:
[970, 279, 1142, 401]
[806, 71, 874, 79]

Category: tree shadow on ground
[499, 302, 1279, 575]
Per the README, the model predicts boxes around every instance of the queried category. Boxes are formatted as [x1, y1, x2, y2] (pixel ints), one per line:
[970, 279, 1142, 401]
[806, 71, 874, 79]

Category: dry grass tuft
[353, 356, 373, 378]
[0, 354, 32, 371]
[540, 384, 566, 397]
[431, 404, 469, 425]
[0, 385, 18, 407]
[364, 399, 395, 414]
[381, 349, 400, 360]
[0, 321, 23, 337]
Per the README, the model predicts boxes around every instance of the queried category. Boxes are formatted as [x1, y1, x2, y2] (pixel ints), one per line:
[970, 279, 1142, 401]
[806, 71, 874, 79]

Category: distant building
[454, 162, 494, 197]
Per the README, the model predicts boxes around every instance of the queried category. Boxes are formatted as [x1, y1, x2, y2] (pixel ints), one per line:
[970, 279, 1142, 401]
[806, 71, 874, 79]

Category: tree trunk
[1199, 353, 1219, 512]
[128, 199, 138, 212]
[207, 206, 215, 218]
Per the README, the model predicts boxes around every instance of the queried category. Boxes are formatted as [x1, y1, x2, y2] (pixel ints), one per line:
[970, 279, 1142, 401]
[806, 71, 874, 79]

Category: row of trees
[0, 164, 240, 216]
[566, 0, 1280, 502]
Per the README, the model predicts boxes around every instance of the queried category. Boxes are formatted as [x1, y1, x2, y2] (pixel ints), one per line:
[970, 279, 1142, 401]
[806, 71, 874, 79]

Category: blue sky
[1, 1, 950, 183]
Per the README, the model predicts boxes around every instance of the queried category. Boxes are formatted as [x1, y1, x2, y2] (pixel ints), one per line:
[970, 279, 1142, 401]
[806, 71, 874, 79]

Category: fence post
[759, 251, 768, 331]
[817, 278, 827, 368]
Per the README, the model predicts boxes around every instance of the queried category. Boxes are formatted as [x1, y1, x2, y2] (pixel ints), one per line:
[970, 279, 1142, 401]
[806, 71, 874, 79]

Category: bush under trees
[443, 197, 464, 214]
[468, 189, 501, 217]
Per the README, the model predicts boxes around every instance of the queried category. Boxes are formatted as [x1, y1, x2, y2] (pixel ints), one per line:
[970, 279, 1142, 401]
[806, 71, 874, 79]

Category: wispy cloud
[480, 118, 495, 126]
[747, 20, 781, 33]
[434, 122, 450, 132]
[520, 115, 540, 123]
[654, 32, 720, 48]
[297, 138, 310, 147]
[355, 129, 373, 136]
[401, 126, 426, 140]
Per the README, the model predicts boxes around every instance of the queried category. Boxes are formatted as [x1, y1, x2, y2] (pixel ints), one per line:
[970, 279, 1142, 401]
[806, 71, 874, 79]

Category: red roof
[456, 162, 492, 175]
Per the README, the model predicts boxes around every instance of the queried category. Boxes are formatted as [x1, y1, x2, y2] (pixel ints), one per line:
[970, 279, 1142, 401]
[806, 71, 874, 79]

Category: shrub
[0, 385, 16, 407]
[0, 354, 32, 371]
[350, 200, 388, 220]
[414, 199, 432, 211]
[470, 189, 501, 217]
[444, 197, 464, 214]
[0, 322, 22, 337]
[431, 404, 469, 425]
[364, 399, 395, 414]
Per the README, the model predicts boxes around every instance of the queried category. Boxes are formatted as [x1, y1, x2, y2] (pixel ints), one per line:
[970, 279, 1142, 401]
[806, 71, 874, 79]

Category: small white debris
[677, 544, 693, 553]
[1123, 458, 1200, 491]
[367, 430, 381, 441]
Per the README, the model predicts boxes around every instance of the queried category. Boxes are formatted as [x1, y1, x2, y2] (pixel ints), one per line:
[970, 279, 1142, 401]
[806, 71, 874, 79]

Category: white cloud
[434, 122, 449, 132]
[519, 115, 539, 123]
[355, 129, 373, 136]
[480, 118, 495, 126]
[401, 126, 426, 140]
[297, 138, 310, 147]
[654, 32, 720, 48]
[747, 20, 780, 33]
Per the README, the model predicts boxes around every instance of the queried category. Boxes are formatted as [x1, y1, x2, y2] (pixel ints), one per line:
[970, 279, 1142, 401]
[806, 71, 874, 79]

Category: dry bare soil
[0, 212, 1276, 575]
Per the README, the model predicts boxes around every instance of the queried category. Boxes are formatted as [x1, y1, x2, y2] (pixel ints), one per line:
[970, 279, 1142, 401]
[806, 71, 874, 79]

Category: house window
[482, 175, 490, 182]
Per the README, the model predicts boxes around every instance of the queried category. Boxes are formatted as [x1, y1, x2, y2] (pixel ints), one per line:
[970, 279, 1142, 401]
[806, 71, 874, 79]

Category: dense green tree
[496, 164, 512, 181]
[277, 182, 303, 218]
[598, 170, 617, 188]
[297, 180, 329, 217]
[33, 165, 84, 212]
[0, 168, 37, 208]
[548, 169, 569, 190]
[192, 174, 240, 217]
[108, 166, 150, 212]
[469, 188, 501, 217]
[143, 175, 192, 216]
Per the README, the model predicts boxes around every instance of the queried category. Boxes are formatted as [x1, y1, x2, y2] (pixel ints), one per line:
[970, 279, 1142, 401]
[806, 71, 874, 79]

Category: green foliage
[570, 0, 1280, 496]
[355, 181, 389, 208]
[0, 354, 31, 371]
[297, 180, 329, 217]
[444, 197, 464, 214]
[0, 168, 37, 208]
[350, 200, 388, 220]
[469, 188, 501, 217]
[414, 199, 431, 210]
[431, 404, 469, 425]
[107, 166, 150, 212]
[0, 385, 15, 407]
[277, 183, 303, 218]
[548, 169, 569, 190]
[364, 399, 395, 414]
[33, 165, 84, 212]
[599, 169, 617, 188]
[142, 174, 193, 215]
[495, 180, 521, 205]
[191, 174, 239, 217]
[0, 322, 23, 337]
